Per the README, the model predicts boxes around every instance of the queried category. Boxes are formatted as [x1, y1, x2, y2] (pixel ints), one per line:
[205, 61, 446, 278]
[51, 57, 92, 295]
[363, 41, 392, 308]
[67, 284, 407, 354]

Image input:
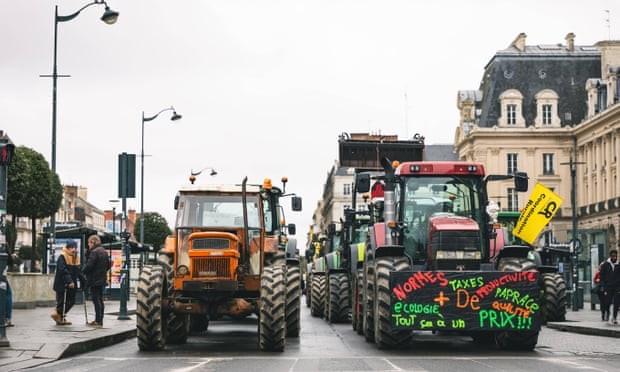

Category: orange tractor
[136, 177, 302, 351]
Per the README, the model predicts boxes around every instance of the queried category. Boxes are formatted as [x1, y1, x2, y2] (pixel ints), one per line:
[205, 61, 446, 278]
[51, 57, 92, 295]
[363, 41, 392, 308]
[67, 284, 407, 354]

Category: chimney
[565, 32, 576, 52]
[511, 33, 527, 52]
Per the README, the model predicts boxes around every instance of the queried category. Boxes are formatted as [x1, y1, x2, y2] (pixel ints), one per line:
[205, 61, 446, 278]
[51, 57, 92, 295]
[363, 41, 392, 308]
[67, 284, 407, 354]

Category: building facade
[456, 33, 620, 285]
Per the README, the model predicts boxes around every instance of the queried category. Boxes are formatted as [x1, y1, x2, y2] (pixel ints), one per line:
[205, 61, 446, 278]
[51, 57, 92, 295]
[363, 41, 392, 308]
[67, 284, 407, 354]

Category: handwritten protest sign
[389, 271, 541, 331]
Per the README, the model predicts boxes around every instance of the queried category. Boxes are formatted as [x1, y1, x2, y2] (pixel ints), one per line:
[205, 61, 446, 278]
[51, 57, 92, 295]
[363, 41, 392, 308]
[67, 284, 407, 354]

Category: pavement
[0, 296, 137, 371]
[0, 300, 619, 371]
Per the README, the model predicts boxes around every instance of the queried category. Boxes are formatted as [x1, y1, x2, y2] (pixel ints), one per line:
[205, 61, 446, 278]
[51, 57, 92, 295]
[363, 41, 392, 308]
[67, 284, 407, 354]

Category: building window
[507, 188, 519, 211]
[343, 183, 351, 195]
[597, 84, 607, 113]
[542, 104, 552, 125]
[507, 104, 517, 125]
[507, 153, 518, 174]
[543, 153, 554, 175]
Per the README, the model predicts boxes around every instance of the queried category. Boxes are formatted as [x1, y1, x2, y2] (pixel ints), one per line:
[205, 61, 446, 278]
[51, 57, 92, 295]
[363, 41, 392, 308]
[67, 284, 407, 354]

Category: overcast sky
[2, 1, 619, 251]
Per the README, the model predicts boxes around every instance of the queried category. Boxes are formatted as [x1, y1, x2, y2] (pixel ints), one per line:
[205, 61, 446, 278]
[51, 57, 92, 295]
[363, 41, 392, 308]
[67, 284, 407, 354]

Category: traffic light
[0, 142, 14, 166]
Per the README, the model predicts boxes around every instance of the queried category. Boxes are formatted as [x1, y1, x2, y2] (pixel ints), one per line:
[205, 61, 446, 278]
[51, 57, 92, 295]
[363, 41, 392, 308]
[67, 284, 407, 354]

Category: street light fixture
[42, 0, 119, 261]
[141, 107, 182, 244]
[189, 167, 218, 184]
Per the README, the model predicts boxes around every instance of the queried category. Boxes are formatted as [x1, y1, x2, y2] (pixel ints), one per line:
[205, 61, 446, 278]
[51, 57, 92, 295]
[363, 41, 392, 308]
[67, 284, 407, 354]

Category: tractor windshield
[175, 194, 262, 228]
[398, 175, 484, 262]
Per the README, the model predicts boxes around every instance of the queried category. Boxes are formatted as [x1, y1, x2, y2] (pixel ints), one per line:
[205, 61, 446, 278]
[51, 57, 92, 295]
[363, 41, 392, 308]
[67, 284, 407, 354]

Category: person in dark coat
[600, 249, 620, 324]
[82, 235, 110, 328]
[51, 240, 84, 325]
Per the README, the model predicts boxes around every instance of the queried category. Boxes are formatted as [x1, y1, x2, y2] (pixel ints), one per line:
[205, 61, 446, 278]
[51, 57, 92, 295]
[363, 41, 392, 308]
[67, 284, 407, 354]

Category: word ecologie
[389, 271, 541, 331]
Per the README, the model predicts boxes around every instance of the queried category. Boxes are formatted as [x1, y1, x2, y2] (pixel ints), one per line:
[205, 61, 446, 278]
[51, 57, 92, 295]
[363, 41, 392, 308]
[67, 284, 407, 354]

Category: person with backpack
[82, 235, 110, 328]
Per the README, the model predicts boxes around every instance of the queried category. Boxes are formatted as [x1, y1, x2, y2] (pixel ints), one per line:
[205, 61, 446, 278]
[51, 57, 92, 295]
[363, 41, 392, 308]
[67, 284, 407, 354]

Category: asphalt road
[28, 296, 620, 372]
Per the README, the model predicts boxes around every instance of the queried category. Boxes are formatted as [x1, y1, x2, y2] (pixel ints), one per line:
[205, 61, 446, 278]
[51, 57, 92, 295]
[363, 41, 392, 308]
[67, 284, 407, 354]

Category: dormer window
[507, 104, 517, 125]
[542, 104, 552, 125]
[534, 89, 560, 127]
[499, 89, 525, 127]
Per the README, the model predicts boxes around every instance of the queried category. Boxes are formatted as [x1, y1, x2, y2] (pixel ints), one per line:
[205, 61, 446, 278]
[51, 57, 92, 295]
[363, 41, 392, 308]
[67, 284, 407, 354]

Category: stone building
[456, 33, 620, 283]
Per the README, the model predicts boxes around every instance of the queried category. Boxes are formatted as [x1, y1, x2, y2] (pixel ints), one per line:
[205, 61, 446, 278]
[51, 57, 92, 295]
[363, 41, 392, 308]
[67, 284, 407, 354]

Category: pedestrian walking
[51, 240, 84, 325]
[600, 249, 620, 324]
[593, 264, 606, 321]
[82, 235, 110, 328]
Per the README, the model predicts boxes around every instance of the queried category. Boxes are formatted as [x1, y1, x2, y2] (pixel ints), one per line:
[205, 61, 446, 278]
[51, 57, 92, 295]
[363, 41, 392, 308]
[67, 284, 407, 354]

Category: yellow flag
[512, 183, 563, 245]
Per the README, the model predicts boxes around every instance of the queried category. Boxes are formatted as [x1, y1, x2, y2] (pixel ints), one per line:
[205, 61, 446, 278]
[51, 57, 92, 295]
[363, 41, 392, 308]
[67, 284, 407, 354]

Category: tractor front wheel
[259, 266, 286, 351]
[137, 265, 166, 351]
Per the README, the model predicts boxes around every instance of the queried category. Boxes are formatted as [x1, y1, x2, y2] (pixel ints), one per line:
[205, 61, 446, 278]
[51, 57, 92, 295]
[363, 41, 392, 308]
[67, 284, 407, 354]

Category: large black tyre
[351, 268, 363, 332]
[305, 272, 312, 308]
[310, 274, 326, 317]
[374, 256, 412, 349]
[494, 257, 539, 351]
[327, 272, 351, 323]
[265, 251, 286, 269]
[137, 265, 166, 351]
[285, 265, 302, 337]
[362, 246, 375, 342]
[541, 273, 567, 322]
[355, 269, 365, 335]
[259, 266, 286, 351]
[158, 255, 189, 344]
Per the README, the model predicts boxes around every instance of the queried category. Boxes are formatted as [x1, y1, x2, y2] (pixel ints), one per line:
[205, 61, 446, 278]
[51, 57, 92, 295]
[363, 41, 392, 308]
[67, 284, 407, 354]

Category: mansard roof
[477, 37, 601, 129]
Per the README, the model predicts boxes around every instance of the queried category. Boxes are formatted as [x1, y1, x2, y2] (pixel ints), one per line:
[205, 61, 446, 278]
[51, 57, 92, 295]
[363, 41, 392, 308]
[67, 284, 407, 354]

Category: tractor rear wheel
[542, 273, 567, 322]
[285, 265, 301, 337]
[137, 265, 166, 351]
[259, 266, 286, 351]
[310, 274, 326, 317]
[494, 257, 539, 351]
[327, 272, 350, 323]
[362, 247, 375, 342]
[354, 268, 364, 335]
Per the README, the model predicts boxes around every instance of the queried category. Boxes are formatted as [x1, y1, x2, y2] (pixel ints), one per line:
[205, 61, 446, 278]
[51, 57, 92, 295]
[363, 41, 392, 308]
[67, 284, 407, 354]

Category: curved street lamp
[141, 107, 182, 244]
[42, 1, 118, 263]
[189, 167, 218, 184]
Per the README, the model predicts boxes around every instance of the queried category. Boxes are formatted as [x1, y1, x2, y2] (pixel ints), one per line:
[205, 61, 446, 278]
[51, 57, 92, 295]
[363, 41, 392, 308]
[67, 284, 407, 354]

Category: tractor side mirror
[291, 196, 302, 211]
[514, 172, 529, 192]
[356, 173, 370, 193]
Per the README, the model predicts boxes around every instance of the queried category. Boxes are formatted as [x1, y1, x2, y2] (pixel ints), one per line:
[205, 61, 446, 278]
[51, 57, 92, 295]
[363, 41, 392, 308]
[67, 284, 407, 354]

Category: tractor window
[176, 194, 262, 228]
[400, 176, 483, 262]
[262, 198, 283, 234]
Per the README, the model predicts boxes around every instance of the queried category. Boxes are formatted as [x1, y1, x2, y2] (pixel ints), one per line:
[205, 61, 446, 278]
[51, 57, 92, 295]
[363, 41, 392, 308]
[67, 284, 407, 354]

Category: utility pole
[561, 144, 585, 311]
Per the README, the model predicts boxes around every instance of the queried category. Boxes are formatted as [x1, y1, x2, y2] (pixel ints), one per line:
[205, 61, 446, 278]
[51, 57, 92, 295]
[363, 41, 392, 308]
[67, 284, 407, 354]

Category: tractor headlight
[177, 265, 189, 276]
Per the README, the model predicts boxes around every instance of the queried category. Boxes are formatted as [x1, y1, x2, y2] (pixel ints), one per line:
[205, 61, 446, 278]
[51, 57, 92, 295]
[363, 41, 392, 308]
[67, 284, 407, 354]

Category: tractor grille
[435, 259, 481, 271]
[192, 238, 230, 249]
[192, 257, 231, 278]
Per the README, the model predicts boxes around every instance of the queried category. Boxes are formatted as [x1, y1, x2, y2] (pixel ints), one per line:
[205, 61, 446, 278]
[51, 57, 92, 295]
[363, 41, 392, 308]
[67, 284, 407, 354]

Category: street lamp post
[561, 139, 585, 312]
[41, 1, 119, 260]
[108, 199, 119, 296]
[140, 107, 182, 244]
